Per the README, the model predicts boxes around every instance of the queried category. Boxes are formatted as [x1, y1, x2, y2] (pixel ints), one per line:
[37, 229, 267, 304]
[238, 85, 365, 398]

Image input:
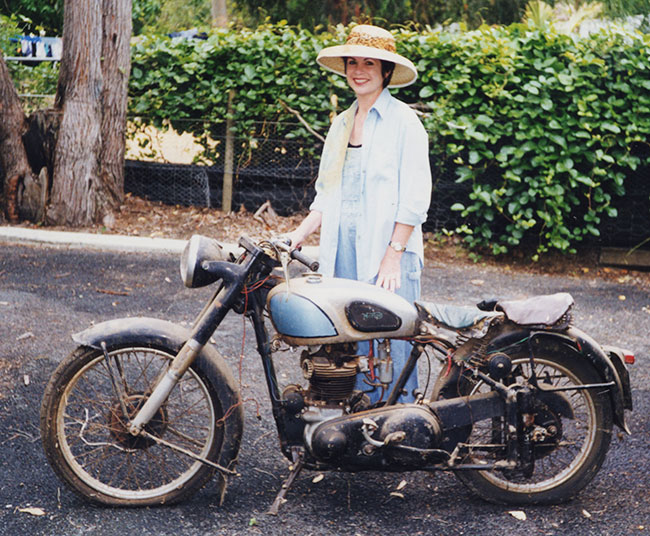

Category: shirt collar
[369, 88, 391, 119]
[341, 88, 391, 126]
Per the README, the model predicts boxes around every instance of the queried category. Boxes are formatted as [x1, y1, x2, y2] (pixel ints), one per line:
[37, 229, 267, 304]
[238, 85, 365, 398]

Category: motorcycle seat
[495, 292, 574, 327]
[415, 301, 502, 330]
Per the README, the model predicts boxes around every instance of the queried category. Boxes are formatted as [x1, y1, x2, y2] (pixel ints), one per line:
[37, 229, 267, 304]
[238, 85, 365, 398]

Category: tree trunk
[0, 2, 132, 227]
[212, 0, 228, 27]
[98, 0, 132, 217]
[46, 0, 103, 225]
[0, 56, 39, 222]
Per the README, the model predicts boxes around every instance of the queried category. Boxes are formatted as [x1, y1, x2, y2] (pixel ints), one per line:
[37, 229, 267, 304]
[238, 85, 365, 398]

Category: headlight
[180, 235, 226, 288]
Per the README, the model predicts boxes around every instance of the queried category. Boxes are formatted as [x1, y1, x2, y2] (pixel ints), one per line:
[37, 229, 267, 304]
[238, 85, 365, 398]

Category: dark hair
[343, 57, 395, 88]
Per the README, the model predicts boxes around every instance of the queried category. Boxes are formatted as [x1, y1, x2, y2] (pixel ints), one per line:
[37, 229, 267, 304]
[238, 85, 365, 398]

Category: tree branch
[278, 100, 325, 143]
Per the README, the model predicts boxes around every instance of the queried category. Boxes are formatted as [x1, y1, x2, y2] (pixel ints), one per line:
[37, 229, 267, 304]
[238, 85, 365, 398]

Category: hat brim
[316, 44, 417, 88]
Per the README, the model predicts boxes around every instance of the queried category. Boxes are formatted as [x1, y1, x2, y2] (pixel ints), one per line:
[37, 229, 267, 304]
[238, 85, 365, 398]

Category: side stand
[267, 448, 304, 515]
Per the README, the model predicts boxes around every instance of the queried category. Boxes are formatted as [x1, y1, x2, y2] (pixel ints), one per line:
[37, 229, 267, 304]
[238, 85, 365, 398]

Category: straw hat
[316, 25, 417, 88]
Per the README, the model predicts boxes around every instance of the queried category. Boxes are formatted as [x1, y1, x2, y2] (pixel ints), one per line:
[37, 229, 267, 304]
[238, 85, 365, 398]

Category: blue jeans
[334, 147, 422, 403]
[336, 241, 422, 404]
[351, 252, 422, 404]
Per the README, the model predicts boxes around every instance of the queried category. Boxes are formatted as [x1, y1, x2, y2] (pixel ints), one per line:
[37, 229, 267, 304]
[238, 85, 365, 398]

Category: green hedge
[129, 23, 650, 255]
[398, 26, 650, 255]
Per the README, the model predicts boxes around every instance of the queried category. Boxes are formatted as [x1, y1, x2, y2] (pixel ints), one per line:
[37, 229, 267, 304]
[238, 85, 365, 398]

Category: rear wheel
[41, 345, 231, 506]
[454, 352, 613, 504]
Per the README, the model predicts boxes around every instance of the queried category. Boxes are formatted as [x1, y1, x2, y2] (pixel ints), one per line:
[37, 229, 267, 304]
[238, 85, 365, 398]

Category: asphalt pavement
[0, 227, 648, 536]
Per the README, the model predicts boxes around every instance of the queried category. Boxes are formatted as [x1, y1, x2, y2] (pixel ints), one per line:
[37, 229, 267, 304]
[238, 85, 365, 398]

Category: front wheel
[454, 352, 613, 504]
[41, 344, 235, 506]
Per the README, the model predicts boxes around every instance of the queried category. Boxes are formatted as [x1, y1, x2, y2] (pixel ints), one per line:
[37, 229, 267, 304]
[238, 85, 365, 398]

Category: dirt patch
[0, 358, 19, 400]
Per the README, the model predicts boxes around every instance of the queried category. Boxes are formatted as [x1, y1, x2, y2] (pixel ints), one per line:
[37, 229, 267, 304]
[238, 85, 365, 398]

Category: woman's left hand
[376, 248, 402, 292]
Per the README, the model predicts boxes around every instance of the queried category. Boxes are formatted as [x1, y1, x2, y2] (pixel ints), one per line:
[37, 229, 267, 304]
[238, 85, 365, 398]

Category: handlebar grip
[290, 248, 319, 272]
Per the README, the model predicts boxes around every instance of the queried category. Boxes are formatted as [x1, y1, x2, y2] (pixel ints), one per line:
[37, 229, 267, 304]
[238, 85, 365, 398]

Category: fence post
[222, 89, 235, 213]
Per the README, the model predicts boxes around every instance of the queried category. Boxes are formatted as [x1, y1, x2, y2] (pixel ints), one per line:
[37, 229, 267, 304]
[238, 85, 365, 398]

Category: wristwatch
[389, 241, 406, 252]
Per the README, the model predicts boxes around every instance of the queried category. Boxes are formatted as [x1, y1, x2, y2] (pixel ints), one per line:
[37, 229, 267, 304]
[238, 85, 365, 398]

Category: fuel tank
[266, 273, 419, 346]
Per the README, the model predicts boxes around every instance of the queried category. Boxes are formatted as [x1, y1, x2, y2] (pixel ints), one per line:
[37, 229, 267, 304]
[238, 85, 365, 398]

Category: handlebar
[290, 248, 319, 272]
[273, 238, 319, 272]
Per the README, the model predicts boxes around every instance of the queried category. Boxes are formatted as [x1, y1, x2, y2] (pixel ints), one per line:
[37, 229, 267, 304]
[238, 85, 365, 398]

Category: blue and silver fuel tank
[266, 273, 419, 346]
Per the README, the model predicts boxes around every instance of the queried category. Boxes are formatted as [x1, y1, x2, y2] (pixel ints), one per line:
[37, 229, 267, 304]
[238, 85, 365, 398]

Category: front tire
[454, 352, 613, 504]
[41, 344, 234, 506]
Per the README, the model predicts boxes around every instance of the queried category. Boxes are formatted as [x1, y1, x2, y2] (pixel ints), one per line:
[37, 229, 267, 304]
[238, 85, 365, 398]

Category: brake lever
[279, 249, 291, 295]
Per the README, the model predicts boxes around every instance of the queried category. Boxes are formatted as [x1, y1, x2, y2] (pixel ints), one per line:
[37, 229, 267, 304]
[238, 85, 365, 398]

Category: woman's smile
[345, 57, 384, 98]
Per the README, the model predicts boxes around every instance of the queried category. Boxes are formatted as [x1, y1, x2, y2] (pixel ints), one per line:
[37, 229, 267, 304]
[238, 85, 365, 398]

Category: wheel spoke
[460, 355, 605, 494]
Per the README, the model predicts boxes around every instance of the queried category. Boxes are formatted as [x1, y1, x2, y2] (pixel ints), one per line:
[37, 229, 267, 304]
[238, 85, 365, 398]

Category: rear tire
[41, 344, 234, 506]
[454, 352, 613, 504]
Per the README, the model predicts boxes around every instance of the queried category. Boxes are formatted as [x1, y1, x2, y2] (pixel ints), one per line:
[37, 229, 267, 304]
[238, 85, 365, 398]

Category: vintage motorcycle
[40, 234, 634, 512]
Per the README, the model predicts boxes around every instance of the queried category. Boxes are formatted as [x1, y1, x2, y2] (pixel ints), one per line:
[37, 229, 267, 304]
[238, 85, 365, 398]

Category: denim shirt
[310, 88, 432, 282]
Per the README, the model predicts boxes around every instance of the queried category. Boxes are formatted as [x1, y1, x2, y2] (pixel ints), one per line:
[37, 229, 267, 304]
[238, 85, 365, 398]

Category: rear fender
[72, 317, 244, 503]
[431, 327, 631, 434]
[524, 328, 630, 434]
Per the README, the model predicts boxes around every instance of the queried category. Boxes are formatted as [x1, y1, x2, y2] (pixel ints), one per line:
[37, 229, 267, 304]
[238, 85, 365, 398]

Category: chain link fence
[0, 114, 645, 248]
[124, 131, 472, 234]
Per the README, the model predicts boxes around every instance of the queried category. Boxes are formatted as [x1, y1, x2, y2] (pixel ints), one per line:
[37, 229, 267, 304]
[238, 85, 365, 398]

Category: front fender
[72, 317, 244, 504]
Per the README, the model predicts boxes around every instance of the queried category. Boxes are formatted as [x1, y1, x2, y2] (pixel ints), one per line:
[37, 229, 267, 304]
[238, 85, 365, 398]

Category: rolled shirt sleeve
[396, 118, 432, 227]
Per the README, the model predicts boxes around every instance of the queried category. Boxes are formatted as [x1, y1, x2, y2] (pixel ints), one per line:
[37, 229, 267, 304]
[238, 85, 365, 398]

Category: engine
[299, 343, 361, 406]
[279, 343, 449, 470]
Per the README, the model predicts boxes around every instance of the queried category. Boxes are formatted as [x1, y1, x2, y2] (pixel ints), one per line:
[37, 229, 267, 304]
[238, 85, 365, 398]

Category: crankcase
[309, 405, 443, 470]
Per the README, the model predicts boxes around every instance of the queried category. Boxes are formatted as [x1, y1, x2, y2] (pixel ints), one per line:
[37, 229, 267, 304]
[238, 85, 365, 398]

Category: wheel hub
[530, 406, 563, 458]
[107, 393, 168, 450]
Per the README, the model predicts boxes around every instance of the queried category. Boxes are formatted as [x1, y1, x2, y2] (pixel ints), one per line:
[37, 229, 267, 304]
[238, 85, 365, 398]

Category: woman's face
[345, 57, 385, 99]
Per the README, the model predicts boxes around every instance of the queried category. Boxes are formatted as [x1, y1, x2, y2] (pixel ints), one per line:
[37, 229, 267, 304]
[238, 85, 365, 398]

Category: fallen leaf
[16, 332, 34, 341]
[618, 295, 626, 301]
[470, 279, 485, 286]
[312, 474, 324, 483]
[389, 492, 404, 499]
[23, 375, 30, 386]
[508, 510, 527, 521]
[582, 509, 592, 519]
[18, 507, 45, 516]
[396, 480, 407, 491]
[248, 517, 257, 526]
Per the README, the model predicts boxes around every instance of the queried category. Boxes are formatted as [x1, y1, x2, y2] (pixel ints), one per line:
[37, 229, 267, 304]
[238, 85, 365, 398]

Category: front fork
[126, 260, 252, 436]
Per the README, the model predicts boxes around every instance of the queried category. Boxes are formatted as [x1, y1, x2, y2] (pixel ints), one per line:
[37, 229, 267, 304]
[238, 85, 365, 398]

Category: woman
[287, 25, 432, 403]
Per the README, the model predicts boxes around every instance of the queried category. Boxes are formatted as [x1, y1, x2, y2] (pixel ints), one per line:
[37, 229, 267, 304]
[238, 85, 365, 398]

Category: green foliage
[232, 0, 530, 29]
[129, 23, 350, 159]
[0, 0, 63, 34]
[132, 0, 163, 36]
[135, 0, 211, 35]
[0, 0, 209, 37]
[402, 25, 650, 254]
[0, 13, 59, 103]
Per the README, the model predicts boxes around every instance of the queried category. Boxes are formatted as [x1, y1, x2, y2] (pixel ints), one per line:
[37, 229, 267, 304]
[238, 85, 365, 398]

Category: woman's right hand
[284, 230, 305, 250]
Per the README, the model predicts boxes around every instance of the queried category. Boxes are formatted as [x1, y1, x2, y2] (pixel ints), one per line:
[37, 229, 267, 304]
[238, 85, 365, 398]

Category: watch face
[390, 241, 404, 252]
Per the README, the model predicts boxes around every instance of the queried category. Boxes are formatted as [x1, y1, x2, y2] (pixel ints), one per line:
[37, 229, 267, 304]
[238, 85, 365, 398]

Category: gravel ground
[0, 243, 647, 536]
